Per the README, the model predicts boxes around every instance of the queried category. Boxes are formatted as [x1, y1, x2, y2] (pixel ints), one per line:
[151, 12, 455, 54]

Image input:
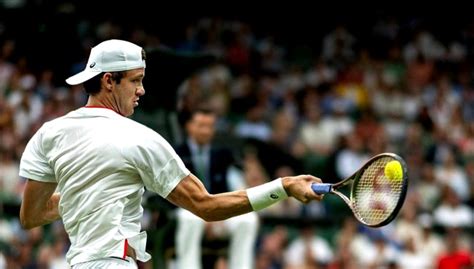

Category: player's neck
[85, 96, 122, 115]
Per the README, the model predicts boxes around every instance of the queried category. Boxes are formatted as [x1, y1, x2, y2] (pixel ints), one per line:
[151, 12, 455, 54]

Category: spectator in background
[457, 122, 474, 159]
[426, 75, 461, 131]
[434, 149, 469, 202]
[397, 235, 432, 269]
[400, 123, 426, 180]
[415, 163, 442, 212]
[417, 214, 444, 265]
[405, 53, 434, 91]
[433, 185, 473, 228]
[174, 107, 259, 269]
[0, 40, 16, 97]
[321, 24, 356, 70]
[0, 149, 21, 200]
[393, 204, 422, 248]
[334, 133, 368, 180]
[283, 223, 334, 268]
[296, 105, 336, 158]
[6, 57, 42, 133]
[255, 225, 289, 269]
[365, 232, 400, 269]
[464, 159, 474, 208]
[234, 99, 272, 142]
[436, 228, 472, 269]
[332, 217, 372, 268]
[425, 127, 462, 165]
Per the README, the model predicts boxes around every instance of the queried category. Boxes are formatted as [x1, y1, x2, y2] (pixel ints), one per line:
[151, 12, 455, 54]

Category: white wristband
[246, 178, 288, 211]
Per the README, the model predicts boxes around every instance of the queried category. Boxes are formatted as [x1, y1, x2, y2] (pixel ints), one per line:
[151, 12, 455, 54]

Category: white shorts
[72, 256, 137, 269]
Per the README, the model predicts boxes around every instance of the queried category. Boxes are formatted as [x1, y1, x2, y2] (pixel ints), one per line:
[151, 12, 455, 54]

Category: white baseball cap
[66, 39, 146, 85]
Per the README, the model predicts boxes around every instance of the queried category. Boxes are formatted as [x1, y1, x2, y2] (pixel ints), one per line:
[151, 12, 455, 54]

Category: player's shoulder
[119, 116, 156, 134]
[118, 116, 169, 145]
[37, 109, 78, 130]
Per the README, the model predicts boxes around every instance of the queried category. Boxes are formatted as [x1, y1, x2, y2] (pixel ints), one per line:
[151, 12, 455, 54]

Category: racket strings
[352, 157, 403, 226]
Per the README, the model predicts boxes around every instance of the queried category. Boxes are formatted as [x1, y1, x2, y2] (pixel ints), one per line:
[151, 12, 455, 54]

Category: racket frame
[317, 152, 409, 227]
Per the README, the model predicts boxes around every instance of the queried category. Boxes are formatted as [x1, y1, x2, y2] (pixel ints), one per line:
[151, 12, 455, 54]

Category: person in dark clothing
[174, 107, 259, 269]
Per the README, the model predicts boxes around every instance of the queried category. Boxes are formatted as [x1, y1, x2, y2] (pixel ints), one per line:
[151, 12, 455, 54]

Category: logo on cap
[270, 193, 279, 199]
[89, 62, 96, 68]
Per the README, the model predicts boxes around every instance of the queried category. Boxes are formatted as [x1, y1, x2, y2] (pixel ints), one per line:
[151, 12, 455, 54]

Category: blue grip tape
[311, 183, 332, 194]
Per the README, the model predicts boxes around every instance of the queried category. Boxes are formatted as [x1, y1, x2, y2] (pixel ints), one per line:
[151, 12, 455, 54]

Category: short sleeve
[126, 130, 190, 198]
[19, 126, 56, 182]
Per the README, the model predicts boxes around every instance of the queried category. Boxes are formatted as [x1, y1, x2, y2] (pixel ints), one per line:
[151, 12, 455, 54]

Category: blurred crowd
[0, 5, 473, 269]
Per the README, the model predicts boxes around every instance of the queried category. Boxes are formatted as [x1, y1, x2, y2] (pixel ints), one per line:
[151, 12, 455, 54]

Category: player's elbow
[19, 216, 35, 230]
[191, 197, 222, 222]
[197, 210, 220, 222]
[19, 209, 37, 230]
[21, 222, 35, 230]
[196, 211, 220, 222]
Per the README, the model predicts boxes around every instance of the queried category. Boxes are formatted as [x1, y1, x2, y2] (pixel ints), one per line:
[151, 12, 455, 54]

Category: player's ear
[102, 73, 113, 91]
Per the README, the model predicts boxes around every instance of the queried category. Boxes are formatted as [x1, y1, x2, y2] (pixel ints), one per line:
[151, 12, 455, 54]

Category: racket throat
[332, 190, 352, 206]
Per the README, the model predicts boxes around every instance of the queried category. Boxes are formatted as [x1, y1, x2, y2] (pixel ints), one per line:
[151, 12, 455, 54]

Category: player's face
[188, 113, 216, 145]
[114, 68, 145, 116]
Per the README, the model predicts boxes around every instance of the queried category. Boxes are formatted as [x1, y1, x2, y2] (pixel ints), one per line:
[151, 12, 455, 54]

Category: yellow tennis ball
[384, 160, 403, 181]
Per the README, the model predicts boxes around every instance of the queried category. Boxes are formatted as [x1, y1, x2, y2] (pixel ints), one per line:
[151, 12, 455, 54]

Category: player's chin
[128, 103, 139, 115]
[123, 107, 135, 117]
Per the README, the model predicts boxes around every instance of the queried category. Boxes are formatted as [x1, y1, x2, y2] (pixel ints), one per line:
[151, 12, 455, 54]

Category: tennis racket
[312, 152, 408, 227]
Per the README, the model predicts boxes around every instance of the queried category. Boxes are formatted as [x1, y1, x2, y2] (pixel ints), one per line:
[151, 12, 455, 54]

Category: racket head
[348, 153, 408, 227]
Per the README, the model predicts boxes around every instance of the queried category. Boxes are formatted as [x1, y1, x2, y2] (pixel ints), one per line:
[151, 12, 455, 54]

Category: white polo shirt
[19, 107, 190, 265]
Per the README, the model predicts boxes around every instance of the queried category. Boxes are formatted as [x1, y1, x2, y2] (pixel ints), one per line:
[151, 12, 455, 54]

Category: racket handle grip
[311, 183, 332, 194]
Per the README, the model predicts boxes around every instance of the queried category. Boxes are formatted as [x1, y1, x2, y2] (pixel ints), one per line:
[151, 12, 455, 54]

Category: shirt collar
[82, 106, 123, 116]
[187, 138, 210, 154]
[79, 106, 124, 117]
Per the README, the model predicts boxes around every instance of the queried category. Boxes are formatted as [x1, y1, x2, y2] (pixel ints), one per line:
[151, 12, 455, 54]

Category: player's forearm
[21, 211, 60, 229]
[167, 174, 253, 221]
[198, 190, 253, 221]
[20, 193, 60, 229]
[167, 174, 323, 222]
[196, 177, 302, 221]
[43, 193, 61, 222]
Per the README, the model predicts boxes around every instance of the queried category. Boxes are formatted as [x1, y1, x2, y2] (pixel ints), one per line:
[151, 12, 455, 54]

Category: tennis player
[18, 39, 324, 268]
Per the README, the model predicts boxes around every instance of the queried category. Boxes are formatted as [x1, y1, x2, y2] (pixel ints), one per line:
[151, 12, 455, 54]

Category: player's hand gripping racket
[312, 153, 408, 227]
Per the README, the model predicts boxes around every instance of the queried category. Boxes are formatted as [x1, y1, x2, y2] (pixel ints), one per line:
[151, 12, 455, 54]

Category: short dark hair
[83, 71, 126, 95]
[180, 106, 216, 126]
[192, 106, 215, 117]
